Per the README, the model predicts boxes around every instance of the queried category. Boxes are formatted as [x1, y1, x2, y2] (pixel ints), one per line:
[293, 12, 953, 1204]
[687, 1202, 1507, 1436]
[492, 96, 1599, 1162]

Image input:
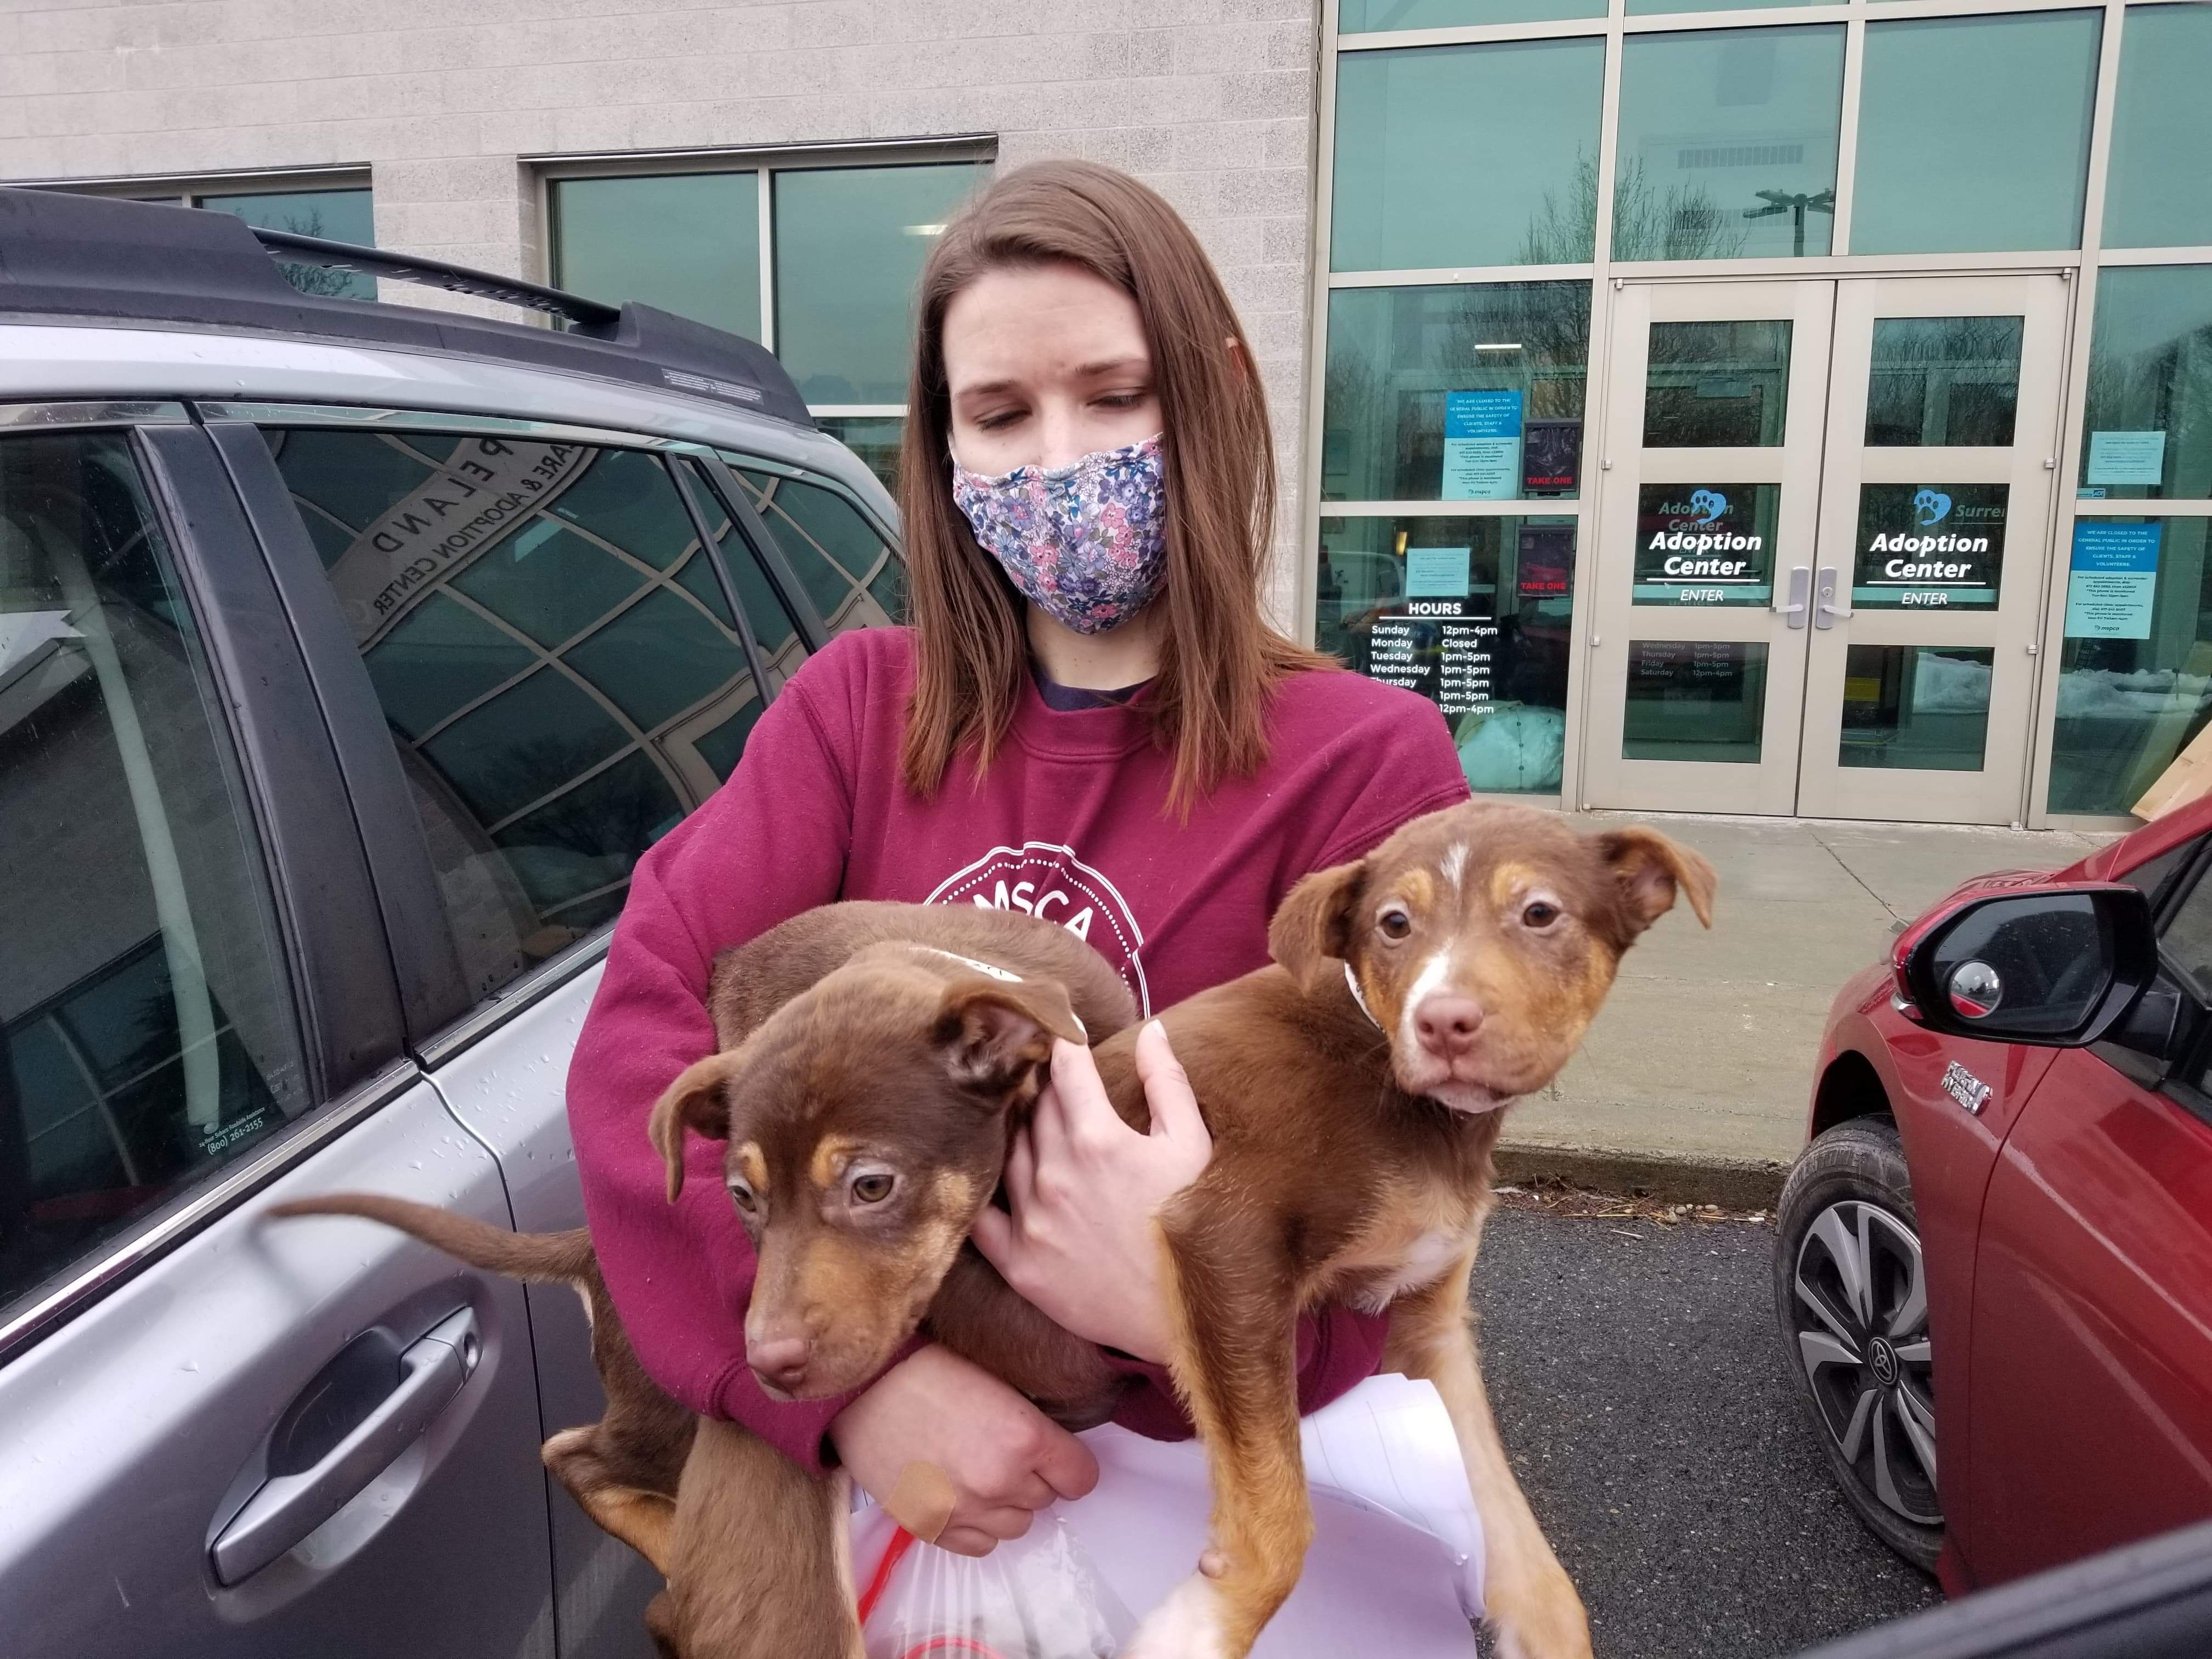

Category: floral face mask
[949, 433, 1167, 636]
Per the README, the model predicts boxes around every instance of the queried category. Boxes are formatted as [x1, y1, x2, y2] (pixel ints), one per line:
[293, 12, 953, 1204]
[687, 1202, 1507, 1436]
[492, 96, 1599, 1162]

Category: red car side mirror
[1893, 884, 2157, 1048]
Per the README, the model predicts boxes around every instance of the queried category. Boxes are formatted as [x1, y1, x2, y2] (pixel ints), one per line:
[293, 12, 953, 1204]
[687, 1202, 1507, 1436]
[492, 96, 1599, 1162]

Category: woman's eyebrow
[953, 358, 1152, 400]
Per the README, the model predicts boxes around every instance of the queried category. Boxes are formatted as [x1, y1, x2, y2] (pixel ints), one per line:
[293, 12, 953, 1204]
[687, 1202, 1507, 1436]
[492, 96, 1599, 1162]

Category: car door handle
[209, 1308, 479, 1585]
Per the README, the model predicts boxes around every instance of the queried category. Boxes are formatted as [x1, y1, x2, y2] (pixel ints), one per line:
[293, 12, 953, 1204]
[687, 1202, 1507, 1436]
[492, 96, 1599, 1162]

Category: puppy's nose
[747, 1332, 813, 1390]
[1415, 995, 1486, 1059]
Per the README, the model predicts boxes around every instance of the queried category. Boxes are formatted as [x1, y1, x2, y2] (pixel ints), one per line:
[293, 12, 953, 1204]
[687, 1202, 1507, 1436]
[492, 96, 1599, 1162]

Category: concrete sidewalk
[1497, 813, 2120, 1204]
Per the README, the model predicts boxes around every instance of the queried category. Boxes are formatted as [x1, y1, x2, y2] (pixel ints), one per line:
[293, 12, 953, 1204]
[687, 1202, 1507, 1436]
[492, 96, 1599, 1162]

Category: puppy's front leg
[1126, 1212, 1310, 1659]
[1386, 1252, 1592, 1659]
[652, 1416, 864, 1659]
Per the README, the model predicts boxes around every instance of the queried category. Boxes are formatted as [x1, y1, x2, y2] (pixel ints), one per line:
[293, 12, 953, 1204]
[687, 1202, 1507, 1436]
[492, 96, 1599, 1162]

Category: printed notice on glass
[2065, 521, 2160, 640]
[1442, 390, 1523, 502]
[1852, 484, 2006, 608]
[1404, 546, 1471, 599]
[1633, 484, 1775, 607]
[1365, 599, 1499, 720]
[2086, 431, 2166, 488]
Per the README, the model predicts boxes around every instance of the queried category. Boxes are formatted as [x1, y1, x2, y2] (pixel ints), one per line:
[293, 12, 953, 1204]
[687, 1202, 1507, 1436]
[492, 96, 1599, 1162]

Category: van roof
[0, 187, 814, 429]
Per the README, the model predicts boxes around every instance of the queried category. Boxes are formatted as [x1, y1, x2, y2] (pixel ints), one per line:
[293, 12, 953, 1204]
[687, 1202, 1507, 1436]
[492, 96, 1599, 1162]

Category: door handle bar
[1776, 565, 1812, 630]
[209, 1308, 479, 1585]
[1815, 565, 1852, 630]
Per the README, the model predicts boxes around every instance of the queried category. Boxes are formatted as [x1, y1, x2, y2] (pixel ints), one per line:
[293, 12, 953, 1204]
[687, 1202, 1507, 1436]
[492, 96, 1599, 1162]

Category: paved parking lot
[1470, 1205, 1942, 1658]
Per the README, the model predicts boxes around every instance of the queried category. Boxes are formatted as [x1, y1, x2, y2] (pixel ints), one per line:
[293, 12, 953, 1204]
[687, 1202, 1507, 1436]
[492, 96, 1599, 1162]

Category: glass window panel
[694, 699, 765, 782]
[265, 427, 774, 1001]
[1853, 13, 2100, 256]
[726, 464, 896, 634]
[1331, 41, 1606, 272]
[1839, 645, 1993, 771]
[1850, 484, 2007, 610]
[197, 187, 375, 299]
[550, 172, 760, 338]
[1627, 0, 1839, 12]
[363, 591, 537, 742]
[870, 557, 908, 624]
[2050, 518, 2212, 814]
[1340, 0, 1601, 26]
[815, 414, 904, 498]
[451, 519, 646, 648]
[2080, 266, 2212, 503]
[774, 163, 990, 403]
[263, 428, 435, 534]
[565, 586, 743, 731]
[2, 432, 304, 1308]
[1633, 483, 1779, 606]
[1865, 318, 2023, 447]
[685, 465, 802, 652]
[550, 447, 701, 569]
[420, 666, 629, 826]
[1613, 27, 1844, 261]
[1623, 641, 1768, 763]
[1644, 320, 1791, 447]
[2103, 4, 2212, 250]
[492, 750, 683, 915]
[1323, 284, 1590, 503]
[1317, 516, 1576, 793]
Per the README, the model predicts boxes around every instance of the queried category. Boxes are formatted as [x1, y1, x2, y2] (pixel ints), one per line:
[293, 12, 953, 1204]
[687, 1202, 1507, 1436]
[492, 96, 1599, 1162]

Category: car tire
[1775, 1115, 1944, 1573]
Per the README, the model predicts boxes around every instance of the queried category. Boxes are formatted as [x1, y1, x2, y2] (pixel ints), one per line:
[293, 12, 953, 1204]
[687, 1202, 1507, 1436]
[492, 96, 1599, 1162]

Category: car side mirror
[1901, 885, 2157, 1047]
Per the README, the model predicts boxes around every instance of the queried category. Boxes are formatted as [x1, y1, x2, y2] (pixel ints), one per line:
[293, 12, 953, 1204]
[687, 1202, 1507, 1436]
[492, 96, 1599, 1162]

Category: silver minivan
[0, 188, 902, 1657]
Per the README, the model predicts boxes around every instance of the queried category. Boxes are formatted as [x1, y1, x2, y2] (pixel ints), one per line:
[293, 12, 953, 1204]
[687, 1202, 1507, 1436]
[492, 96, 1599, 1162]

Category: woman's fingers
[1046, 1037, 1124, 1154]
[968, 1195, 1014, 1268]
[1135, 1020, 1209, 1150]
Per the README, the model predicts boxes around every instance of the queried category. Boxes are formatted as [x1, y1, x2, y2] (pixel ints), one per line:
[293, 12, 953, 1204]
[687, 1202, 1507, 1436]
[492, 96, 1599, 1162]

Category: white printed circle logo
[926, 842, 1150, 1014]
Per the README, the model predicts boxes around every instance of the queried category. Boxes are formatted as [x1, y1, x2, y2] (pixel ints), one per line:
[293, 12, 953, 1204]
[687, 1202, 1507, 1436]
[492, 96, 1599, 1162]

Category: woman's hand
[970, 1021, 1211, 1363]
[828, 1343, 1098, 1557]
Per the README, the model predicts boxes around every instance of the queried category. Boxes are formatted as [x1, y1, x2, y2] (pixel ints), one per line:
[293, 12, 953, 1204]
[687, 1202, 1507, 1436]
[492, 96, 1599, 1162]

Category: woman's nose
[1035, 404, 1091, 472]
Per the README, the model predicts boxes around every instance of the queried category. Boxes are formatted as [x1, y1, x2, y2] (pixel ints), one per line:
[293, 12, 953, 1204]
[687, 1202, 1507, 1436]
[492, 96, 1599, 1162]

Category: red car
[1777, 798, 2212, 1599]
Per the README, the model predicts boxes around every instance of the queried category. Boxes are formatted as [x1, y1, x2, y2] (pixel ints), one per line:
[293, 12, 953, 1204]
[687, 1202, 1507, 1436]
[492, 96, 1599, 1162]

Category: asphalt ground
[1469, 1206, 1942, 1658]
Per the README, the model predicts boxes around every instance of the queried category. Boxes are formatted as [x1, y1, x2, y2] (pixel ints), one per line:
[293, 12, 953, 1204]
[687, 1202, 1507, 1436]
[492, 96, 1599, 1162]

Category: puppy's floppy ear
[1268, 857, 1368, 990]
[646, 1049, 745, 1203]
[934, 974, 1087, 1093]
[1597, 826, 1717, 934]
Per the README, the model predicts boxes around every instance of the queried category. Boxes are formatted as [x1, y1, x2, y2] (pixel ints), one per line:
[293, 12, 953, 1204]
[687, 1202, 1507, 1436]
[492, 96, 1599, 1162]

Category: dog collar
[909, 944, 1086, 1039]
[1343, 962, 1381, 1031]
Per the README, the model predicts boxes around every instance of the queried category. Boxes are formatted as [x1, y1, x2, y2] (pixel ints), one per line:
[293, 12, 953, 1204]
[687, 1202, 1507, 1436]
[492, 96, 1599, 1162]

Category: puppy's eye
[850, 1172, 896, 1205]
[1378, 907, 1413, 941]
[1521, 901, 1561, 929]
[728, 1182, 758, 1214]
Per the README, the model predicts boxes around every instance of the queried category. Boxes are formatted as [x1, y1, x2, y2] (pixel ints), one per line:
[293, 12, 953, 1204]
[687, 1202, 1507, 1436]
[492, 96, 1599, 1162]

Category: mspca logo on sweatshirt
[927, 842, 1151, 1014]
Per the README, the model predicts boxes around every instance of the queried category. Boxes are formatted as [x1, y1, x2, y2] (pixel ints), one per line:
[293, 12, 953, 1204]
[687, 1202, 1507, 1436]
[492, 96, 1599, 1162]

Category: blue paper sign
[2066, 521, 2161, 640]
[1442, 390, 1522, 501]
[1404, 545, 1471, 599]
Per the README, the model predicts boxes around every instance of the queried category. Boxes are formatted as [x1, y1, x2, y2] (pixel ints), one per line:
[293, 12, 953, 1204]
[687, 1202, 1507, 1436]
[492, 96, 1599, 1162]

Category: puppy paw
[1123, 1572, 1231, 1659]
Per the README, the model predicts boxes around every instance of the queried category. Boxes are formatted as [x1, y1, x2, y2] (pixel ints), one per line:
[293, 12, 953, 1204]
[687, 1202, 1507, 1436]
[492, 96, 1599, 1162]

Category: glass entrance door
[1582, 274, 2069, 822]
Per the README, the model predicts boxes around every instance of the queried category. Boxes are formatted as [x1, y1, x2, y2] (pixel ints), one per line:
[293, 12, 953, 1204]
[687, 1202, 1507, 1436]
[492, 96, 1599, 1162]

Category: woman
[567, 159, 1470, 1558]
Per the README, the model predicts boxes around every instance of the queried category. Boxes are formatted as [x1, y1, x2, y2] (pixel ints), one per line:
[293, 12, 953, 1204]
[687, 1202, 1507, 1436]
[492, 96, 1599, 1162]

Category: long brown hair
[896, 159, 1330, 812]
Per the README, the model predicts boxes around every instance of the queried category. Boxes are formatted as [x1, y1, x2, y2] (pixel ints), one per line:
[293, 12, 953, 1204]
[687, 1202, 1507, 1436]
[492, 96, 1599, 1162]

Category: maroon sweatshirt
[567, 627, 1471, 1471]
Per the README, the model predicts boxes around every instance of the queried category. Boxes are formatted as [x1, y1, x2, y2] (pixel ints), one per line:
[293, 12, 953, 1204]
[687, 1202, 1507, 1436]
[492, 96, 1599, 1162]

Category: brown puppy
[646, 799, 1713, 1659]
[280, 801, 1712, 1659]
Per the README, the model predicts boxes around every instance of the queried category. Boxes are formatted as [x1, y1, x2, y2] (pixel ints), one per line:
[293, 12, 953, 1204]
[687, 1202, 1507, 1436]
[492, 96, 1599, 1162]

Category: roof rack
[0, 188, 813, 428]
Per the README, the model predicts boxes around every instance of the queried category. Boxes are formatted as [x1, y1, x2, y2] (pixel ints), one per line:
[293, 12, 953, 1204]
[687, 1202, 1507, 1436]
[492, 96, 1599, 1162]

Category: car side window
[260, 427, 808, 1003]
[2159, 853, 2212, 1002]
[726, 461, 906, 629]
[1, 431, 307, 1318]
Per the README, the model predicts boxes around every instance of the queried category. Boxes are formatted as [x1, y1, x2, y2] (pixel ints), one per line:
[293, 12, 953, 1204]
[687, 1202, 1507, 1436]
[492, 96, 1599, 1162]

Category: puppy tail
[268, 1192, 595, 1284]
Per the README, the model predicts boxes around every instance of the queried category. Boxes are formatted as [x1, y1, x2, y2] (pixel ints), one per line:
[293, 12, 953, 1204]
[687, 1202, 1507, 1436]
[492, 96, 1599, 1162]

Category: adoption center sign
[1633, 484, 1773, 606]
[326, 436, 593, 647]
[1852, 483, 2006, 607]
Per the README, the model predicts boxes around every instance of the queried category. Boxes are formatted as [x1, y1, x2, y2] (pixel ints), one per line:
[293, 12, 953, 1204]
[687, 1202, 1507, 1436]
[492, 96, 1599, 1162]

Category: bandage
[883, 1460, 959, 1544]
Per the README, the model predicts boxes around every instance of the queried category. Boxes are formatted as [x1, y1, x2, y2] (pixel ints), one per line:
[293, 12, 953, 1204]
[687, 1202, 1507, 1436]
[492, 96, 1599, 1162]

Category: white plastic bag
[852, 1502, 1133, 1659]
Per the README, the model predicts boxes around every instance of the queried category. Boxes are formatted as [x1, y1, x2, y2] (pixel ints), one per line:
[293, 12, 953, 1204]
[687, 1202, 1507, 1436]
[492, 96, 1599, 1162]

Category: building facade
[7, 0, 2208, 829]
